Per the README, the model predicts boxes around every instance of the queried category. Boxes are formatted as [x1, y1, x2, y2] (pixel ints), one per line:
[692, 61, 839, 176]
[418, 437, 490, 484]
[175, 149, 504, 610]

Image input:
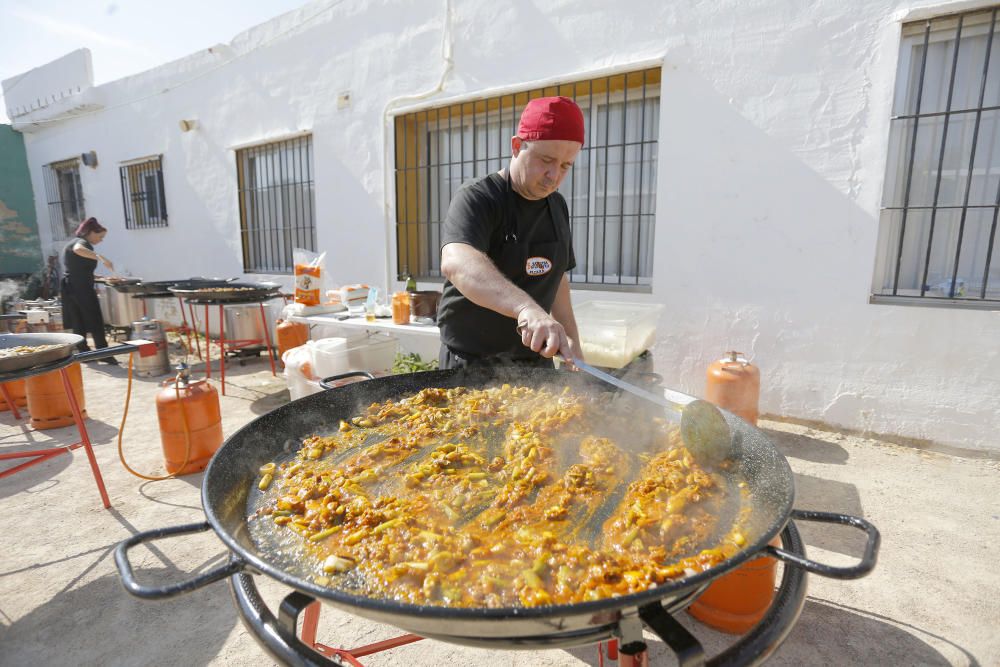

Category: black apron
[438, 169, 569, 368]
[61, 239, 108, 351]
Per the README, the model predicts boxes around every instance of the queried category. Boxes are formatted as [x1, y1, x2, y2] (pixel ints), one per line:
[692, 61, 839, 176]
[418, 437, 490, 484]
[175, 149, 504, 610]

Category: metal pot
[99, 284, 147, 328]
[191, 301, 280, 342]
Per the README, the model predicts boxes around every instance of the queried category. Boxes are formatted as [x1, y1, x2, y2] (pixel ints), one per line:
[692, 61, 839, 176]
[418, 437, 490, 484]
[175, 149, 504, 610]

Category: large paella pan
[116, 367, 878, 660]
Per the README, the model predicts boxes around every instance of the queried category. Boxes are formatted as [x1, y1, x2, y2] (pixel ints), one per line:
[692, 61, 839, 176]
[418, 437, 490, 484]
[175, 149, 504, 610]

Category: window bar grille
[618, 75, 629, 285]
[395, 70, 658, 284]
[985, 163, 1000, 299]
[424, 109, 434, 271]
[402, 110, 410, 279]
[120, 158, 167, 229]
[237, 137, 314, 273]
[472, 99, 478, 180]
[601, 76, 612, 283]
[497, 93, 503, 173]
[263, 145, 272, 269]
[893, 103, 1000, 120]
[118, 167, 130, 230]
[636, 70, 648, 284]
[569, 82, 579, 279]
[580, 81, 591, 284]
[310, 140, 317, 250]
[275, 142, 283, 268]
[919, 17, 964, 297]
[291, 141, 299, 252]
[892, 21, 932, 296]
[956, 7, 998, 298]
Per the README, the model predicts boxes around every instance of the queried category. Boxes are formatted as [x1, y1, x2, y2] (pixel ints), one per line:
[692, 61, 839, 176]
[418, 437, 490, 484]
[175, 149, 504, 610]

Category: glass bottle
[403, 266, 417, 292]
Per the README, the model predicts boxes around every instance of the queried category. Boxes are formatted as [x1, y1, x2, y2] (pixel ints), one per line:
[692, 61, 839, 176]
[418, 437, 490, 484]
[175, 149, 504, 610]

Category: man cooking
[437, 96, 586, 369]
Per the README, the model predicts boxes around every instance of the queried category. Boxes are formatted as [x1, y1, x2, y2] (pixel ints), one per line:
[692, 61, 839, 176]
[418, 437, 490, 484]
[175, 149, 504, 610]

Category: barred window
[394, 68, 660, 289]
[236, 135, 316, 273]
[42, 159, 85, 240]
[120, 156, 167, 229]
[873, 8, 1000, 306]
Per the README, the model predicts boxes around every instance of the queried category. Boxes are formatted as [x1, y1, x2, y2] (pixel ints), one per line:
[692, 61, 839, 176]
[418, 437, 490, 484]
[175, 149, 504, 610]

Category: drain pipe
[380, 0, 454, 293]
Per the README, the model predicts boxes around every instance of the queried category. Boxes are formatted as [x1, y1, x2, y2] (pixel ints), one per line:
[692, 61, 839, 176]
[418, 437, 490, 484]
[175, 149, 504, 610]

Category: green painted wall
[0, 125, 43, 275]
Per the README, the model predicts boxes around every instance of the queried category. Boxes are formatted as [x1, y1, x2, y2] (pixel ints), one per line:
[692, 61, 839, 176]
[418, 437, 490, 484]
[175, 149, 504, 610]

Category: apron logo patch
[525, 257, 553, 276]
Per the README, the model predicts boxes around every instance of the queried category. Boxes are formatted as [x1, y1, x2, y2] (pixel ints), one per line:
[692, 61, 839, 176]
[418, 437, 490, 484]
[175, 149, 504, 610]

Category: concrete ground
[1, 347, 997, 666]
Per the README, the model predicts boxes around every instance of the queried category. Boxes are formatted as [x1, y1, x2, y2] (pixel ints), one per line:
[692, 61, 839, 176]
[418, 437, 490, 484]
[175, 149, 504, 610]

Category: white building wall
[8, 0, 999, 452]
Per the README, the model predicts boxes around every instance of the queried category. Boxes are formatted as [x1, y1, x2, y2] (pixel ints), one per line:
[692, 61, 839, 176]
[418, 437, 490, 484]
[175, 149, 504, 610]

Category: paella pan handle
[319, 371, 376, 390]
[231, 572, 345, 666]
[114, 522, 247, 599]
[765, 509, 881, 579]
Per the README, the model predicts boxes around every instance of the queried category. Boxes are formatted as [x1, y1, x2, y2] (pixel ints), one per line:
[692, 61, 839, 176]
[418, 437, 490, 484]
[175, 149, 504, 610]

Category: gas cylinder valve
[174, 363, 191, 387]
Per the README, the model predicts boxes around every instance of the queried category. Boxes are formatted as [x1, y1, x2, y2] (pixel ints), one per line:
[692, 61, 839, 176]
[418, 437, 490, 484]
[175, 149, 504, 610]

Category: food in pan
[249, 384, 750, 608]
[0, 344, 64, 359]
[191, 286, 260, 293]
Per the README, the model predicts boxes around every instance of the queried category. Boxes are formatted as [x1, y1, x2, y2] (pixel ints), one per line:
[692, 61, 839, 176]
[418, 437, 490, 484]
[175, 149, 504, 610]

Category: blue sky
[0, 0, 310, 123]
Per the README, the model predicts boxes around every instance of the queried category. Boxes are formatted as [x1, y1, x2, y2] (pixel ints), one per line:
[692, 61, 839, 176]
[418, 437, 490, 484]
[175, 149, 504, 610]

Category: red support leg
[204, 303, 211, 379]
[187, 300, 202, 360]
[300, 601, 321, 649]
[218, 304, 226, 396]
[178, 296, 196, 359]
[60, 367, 111, 509]
[299, 599, 425, 666]
[259, 302, 276, 377]
[0, 383, 22, 420]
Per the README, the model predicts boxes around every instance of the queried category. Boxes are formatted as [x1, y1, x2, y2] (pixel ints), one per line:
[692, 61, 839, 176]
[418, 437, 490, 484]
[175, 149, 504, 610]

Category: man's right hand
[516, 304, 571, 359]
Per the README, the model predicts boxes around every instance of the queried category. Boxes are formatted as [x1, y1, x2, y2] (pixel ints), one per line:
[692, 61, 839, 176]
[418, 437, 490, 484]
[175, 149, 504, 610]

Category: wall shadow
[762, 427, 850, 466]
[790, 472, 870, 557]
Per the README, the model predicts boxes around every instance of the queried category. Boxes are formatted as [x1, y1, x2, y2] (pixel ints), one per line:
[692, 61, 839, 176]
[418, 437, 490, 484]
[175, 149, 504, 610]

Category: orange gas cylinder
[25, 363, 87, 430]
[0, 379, 28, 411]
[687, 541, 779, 633]
[156, 368, 223, 475]
[276, 319, 309, 364]
[689, 350, 769, 634]
[704, 351, 760, 425]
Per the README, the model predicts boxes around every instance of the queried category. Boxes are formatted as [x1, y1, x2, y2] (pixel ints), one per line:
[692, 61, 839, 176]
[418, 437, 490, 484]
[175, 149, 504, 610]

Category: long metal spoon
[566, 357, 734, 465]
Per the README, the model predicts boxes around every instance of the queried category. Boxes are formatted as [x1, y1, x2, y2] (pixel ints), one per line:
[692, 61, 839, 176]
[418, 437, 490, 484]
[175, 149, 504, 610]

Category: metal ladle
[565, 357, 734, 465]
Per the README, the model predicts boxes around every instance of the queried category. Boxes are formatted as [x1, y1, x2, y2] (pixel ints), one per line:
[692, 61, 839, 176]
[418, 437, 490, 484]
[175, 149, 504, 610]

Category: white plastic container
[574, 301, 664, 369]
[283, 345, 322, 401]
[308, 333, 398, 379]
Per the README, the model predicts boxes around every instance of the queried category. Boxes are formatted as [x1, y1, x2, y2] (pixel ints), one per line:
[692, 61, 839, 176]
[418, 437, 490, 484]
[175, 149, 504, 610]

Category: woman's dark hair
[74, 217, 107, 238]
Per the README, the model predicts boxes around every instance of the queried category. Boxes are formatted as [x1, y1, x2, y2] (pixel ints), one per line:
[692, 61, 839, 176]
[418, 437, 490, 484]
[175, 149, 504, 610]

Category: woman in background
[61, 217, 118, 363]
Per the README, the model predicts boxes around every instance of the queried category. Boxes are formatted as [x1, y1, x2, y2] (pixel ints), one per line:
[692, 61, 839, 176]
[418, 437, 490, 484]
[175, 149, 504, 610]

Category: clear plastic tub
[574, 301, 664, 369]
[308, 333, 398, 379]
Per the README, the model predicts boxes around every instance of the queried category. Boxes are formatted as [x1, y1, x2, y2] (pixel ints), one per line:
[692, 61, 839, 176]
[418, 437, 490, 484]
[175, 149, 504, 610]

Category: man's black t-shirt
[437, 171, 575, 359]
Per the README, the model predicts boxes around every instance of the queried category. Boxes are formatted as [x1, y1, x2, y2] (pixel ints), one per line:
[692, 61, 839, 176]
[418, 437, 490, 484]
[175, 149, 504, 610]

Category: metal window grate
[875, 7, 1000, 306]
[120, 156, 168, 229]
[42, 159, 85, 240]
[236, 135, 316, 274]
[394, 68, 660, 288]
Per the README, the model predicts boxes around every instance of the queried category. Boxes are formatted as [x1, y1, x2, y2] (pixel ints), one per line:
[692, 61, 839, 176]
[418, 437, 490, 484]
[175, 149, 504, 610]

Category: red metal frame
[0, 383, 22, 420]
[296, 602, 648, 666]
[298, 601, 424, 666]
[196, 302, 277, 396]
[0, 367, 111, 509]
